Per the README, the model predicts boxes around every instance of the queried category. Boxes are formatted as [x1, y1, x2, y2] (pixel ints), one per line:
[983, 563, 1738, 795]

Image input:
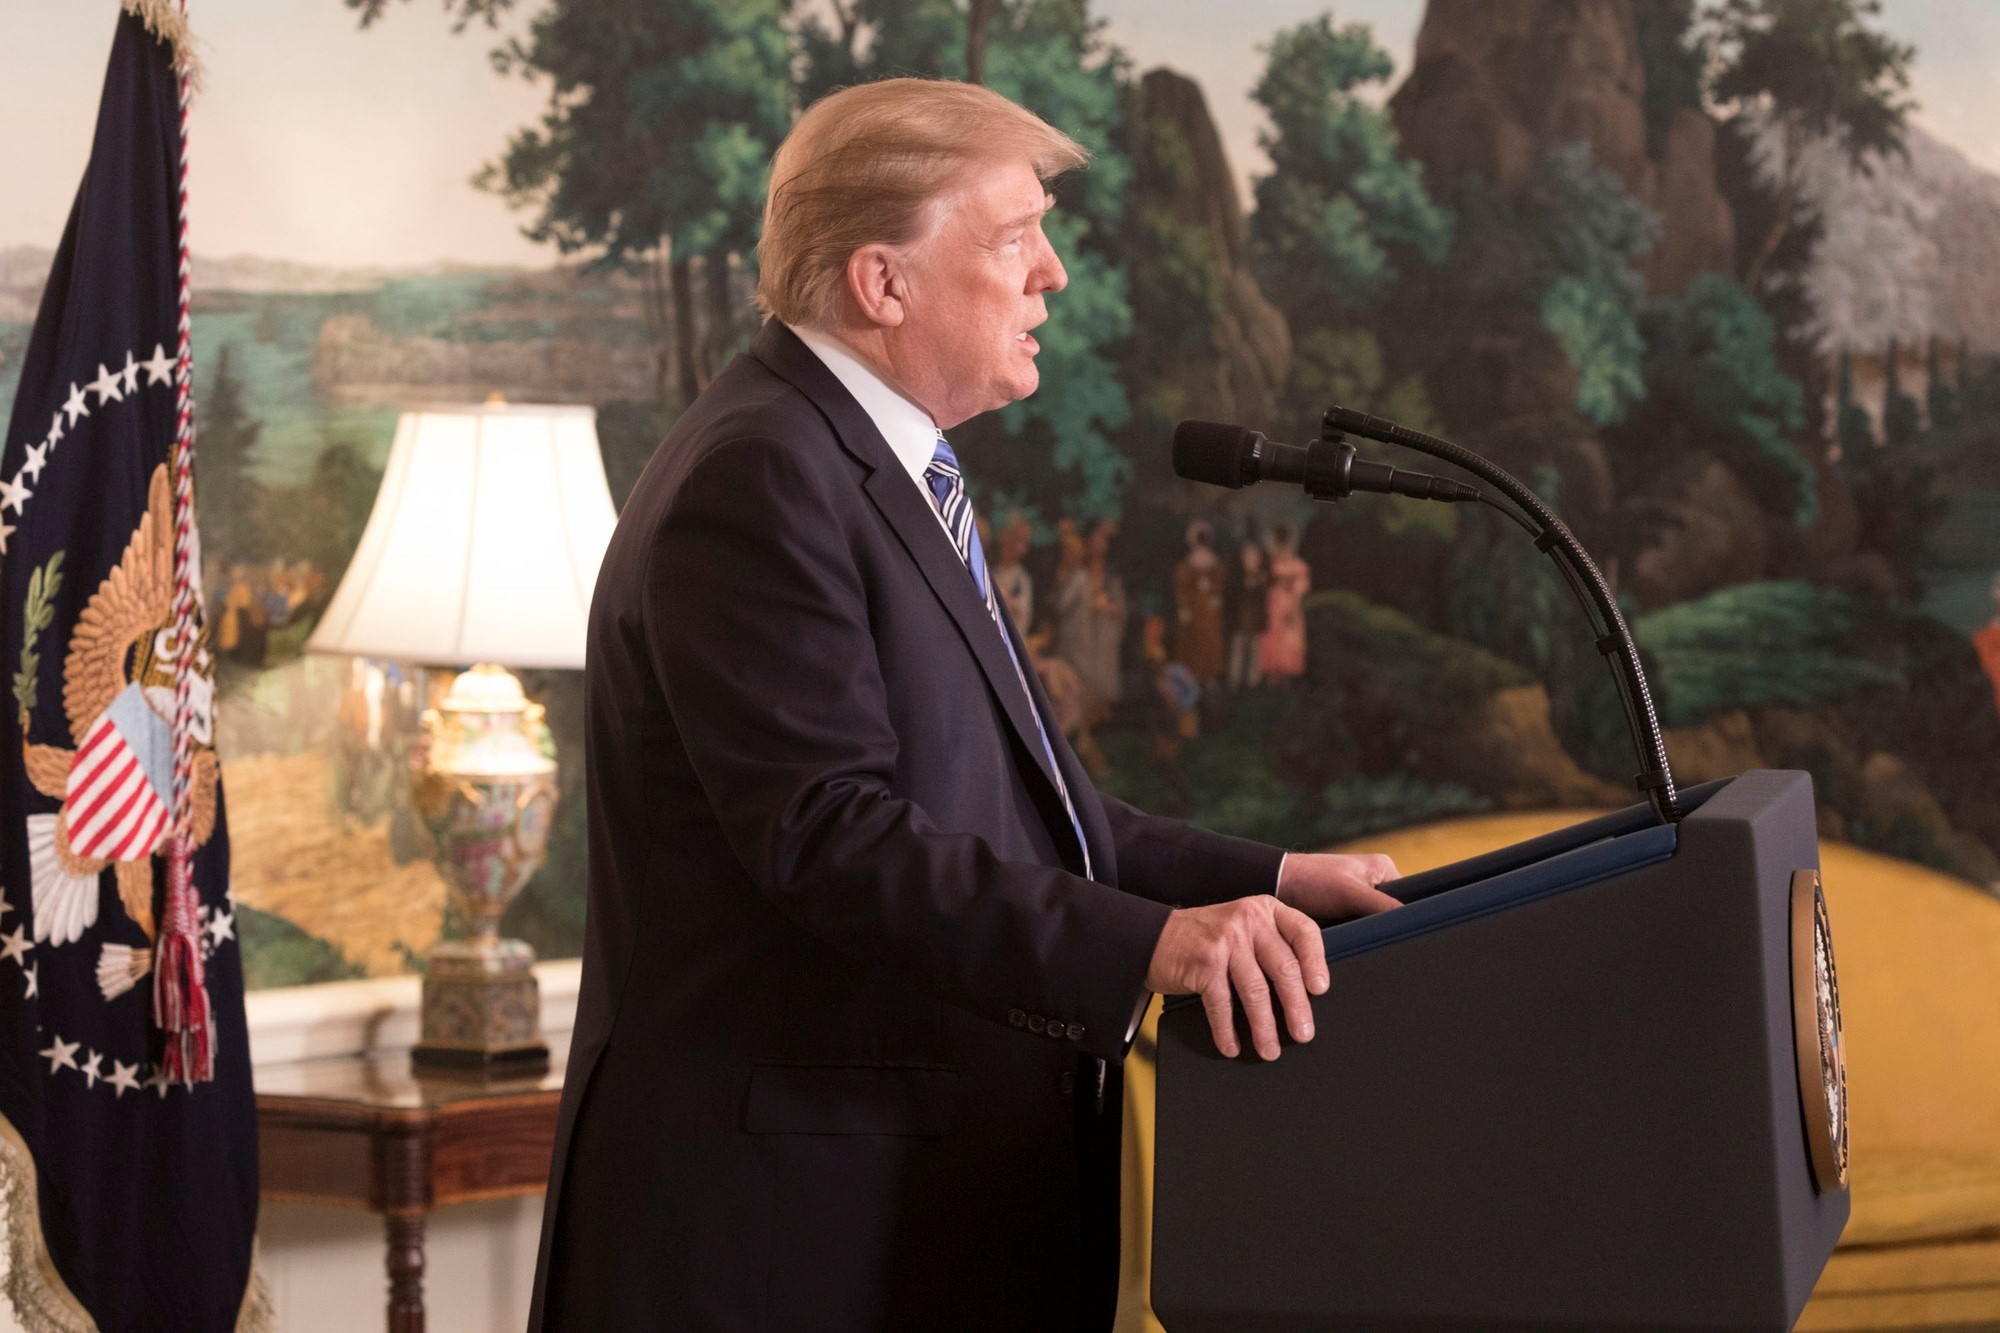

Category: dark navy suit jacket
[528, 320, 1284, 1331]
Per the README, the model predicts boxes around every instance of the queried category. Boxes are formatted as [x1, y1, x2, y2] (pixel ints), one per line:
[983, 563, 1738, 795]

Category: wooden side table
[255, 1035, 566, 1332]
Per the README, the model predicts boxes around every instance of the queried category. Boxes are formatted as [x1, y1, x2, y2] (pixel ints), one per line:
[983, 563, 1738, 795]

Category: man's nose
[1032, 235, 1068, 295]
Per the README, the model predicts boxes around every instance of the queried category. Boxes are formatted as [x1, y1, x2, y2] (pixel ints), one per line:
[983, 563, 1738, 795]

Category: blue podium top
[1316, 777, 1731, 965]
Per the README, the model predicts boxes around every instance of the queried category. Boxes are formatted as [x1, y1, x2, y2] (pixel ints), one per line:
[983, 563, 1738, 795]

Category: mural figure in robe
[1053, 517, 1127, 724]
[1259, 521, 1310, 682]
[1173, 518, 1226, 685]
[1975, 570, 2000, 717]
[1225, 532, 1269, 690]
[992, 512, 1035, 633]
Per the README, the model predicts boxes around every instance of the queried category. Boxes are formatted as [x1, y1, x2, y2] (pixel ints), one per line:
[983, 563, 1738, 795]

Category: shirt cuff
[1274, 851, 1291, 901]
[1125, 989, 1151, 1043]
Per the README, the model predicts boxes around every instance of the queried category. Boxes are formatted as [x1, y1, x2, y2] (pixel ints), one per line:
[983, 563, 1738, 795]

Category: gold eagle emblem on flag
[19, 464, 218, 996]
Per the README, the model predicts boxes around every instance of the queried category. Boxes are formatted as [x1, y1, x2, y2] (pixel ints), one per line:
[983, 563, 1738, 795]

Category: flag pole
[154, 0, 213, 1086]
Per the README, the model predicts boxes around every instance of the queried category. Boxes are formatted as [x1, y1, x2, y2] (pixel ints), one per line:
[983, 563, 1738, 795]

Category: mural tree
[1834, 345, 1875, 459]
[349, 0, 792, 405]
[1706, 0, 1915, 292]
[487, 0, 790, 399]
[1926, 338, 1961, 437]
[1249, 15, 1450, 317]
[194, 345, 266, 572]
[1635, 273, 1813, 526]
[1516, 145, 1661, 429]
[1247, 14, 1449, 429]
[1635, 0, 1708, 158]
[1880, 337, 1921, 447]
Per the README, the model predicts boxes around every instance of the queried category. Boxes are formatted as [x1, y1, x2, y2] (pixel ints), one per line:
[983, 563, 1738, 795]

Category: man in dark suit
[530, 77, 1400, 1332]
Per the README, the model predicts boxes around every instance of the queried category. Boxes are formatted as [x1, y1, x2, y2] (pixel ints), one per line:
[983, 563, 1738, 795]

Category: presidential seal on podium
[1792, 868, 1849, 1193]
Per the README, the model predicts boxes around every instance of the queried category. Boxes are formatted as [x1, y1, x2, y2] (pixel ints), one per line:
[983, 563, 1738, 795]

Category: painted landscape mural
[4, 0, 1999, 988]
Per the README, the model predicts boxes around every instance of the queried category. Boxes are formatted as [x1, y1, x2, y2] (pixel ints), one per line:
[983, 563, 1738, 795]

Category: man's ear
[845, 244, 908, 329]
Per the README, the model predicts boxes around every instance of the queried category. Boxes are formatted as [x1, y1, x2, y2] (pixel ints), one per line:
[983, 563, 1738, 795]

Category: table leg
[386, 1207, 426, 1333]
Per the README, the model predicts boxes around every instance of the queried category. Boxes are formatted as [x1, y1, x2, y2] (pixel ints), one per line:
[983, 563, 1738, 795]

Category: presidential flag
[0, 4, 264, 1328]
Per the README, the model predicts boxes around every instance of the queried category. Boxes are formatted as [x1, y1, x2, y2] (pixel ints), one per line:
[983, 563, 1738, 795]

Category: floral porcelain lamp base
[408, 665, 558, 1076]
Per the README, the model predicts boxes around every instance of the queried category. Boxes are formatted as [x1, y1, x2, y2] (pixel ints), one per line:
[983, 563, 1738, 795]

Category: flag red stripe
[106, 800, 167, 863]
[72, 760, 154, 855]
[69, 772, 142, 853]
[73, 772, 148, 858]
[96, 775, 161, 860]
[66, 722, 121, 793]
[70, 748, 143, 834]
[75, 720, 115, 762]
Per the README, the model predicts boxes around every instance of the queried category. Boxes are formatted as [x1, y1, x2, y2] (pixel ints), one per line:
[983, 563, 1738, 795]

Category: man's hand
[1276, 852, 1403, 922]
[1144, 896, 1328, 1061]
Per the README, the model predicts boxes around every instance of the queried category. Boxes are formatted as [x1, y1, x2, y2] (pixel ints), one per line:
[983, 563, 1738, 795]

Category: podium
[1152, 770, 1850, 1332]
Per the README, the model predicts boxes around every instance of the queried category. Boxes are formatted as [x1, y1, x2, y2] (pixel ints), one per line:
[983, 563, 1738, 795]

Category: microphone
[1172, 420, 1481, 504]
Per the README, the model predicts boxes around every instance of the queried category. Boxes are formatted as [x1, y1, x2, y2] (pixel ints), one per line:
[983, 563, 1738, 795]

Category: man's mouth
[1016, 331, 1038, 353]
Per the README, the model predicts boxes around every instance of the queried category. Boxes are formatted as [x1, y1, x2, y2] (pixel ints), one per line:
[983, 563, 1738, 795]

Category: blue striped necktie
[923, 434, 1093, 879]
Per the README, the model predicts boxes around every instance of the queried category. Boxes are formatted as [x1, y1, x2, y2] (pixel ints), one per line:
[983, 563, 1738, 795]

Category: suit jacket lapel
[998, 598, 1115, 885]
[748, 321, 1075, 826]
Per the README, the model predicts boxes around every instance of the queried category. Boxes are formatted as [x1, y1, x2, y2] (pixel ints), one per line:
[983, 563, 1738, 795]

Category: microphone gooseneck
[1322, 406, 1679, 824]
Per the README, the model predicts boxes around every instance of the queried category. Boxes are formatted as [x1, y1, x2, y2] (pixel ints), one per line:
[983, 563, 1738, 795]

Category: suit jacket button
[1065, 1023, 1084, 1041]
[1045, 1021, 1065, 1039]
[1058, 1070, 1075, 1096]
[1008, 1009, 1026, 1028]
[1027, 1014, 1046, 1033]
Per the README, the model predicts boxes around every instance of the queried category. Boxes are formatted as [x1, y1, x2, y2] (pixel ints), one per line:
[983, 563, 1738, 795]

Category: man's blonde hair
[756, 78, 1089, 329]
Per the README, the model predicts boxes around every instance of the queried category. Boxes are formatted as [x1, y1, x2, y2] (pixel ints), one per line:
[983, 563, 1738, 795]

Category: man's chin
[1001, 365, 1040, 404]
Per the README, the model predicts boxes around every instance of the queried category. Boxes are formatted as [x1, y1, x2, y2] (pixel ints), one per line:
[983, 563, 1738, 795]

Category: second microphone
[1173, 419, 1482, 505]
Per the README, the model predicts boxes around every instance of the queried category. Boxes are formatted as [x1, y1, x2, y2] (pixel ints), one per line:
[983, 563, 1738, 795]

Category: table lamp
[308, 401, 617, 1071]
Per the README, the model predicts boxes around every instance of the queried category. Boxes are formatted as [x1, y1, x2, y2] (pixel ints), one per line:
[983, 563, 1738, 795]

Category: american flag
[0, 4, 263, 1327]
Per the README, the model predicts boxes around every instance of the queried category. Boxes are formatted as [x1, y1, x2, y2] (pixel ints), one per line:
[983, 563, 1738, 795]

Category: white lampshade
[307, 402, 617, 670]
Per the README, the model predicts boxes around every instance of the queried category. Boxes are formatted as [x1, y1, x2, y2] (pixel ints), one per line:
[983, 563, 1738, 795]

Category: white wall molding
[245, 958, 582, 1069]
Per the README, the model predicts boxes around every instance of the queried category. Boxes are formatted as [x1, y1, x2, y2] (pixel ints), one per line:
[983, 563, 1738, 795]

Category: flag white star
[141, 343, 177, 387]
[87, 362, 124, 406]
[62, 382, 89, 426]
[206, 907, 236, 948]
[0, 521, 14, 557]
[22, 964, 36, 999]
[0, 474, 30, 516]
[40, 1035, 78, 1075]
[118, 350, 140, 394]
[46, 412, 64, 448]
[0, 925, 32, 966]
[0, 895, 10, 919]
[108, 1060, 140, 1097]
[147, 1065, 173, 1098]
[21, 441, 49, 484]
[79, 1049, 103, 1089]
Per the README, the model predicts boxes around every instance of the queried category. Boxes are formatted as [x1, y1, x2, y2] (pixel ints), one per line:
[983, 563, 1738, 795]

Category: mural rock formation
[1390, 0, 1734, 298]
[1382, 0, 1735, 555]
[1128, 68, 1291, 432]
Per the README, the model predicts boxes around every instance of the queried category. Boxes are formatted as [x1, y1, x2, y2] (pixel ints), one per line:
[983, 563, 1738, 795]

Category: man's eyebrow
[998, 193, 1058, 233]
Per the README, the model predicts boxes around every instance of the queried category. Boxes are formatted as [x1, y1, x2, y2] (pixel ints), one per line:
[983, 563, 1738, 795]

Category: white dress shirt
[790, 323, 944, 498]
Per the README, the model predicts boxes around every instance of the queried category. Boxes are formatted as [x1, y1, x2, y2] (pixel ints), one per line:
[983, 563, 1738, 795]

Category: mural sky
[2, 1, 1997, 269]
